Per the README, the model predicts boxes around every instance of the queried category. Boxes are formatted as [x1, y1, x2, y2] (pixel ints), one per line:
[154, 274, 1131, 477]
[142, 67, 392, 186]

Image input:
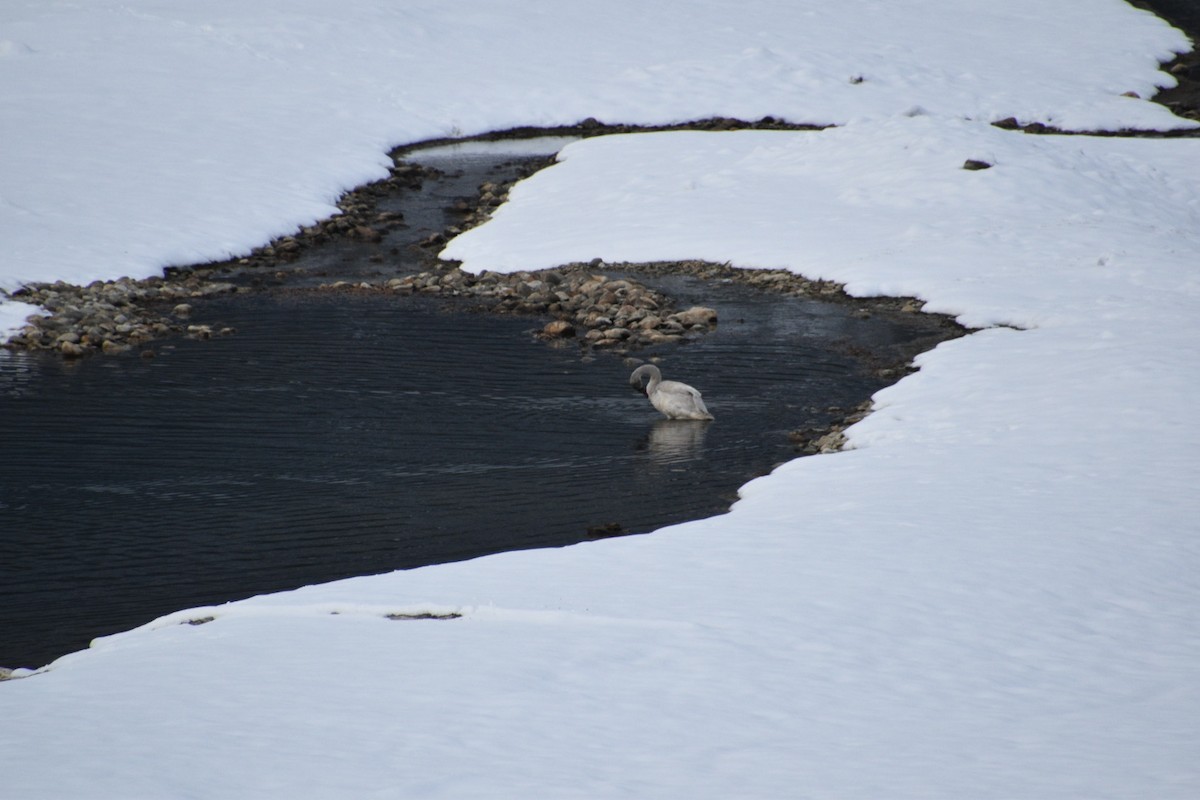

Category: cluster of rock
[3, 276, 239, 357]
[417, 176, 529, 251]
[788, 401, 873, 455]
[231, 164, 427, 270]
[317, 265, 718, 352]
[219, 156, 544, 271]
[0, 161, 448, 359]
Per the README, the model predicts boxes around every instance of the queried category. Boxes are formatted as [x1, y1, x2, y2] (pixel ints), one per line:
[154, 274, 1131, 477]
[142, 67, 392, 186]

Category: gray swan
[629, 364, 714, 421]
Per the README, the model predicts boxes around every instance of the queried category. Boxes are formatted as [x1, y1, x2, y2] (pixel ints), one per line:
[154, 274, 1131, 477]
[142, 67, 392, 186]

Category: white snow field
[3, 1, 1200, 798]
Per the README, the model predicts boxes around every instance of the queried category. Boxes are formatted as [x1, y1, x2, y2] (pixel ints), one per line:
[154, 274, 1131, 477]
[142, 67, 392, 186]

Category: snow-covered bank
[3, 1, 1200, 798]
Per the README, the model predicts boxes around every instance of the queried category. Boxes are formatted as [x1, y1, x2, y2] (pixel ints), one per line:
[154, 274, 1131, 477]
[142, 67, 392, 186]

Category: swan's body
[629, 364, 714, 421]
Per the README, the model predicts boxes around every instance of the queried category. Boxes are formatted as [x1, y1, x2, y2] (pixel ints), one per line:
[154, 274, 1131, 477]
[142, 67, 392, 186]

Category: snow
[2, 1, 1199, 798]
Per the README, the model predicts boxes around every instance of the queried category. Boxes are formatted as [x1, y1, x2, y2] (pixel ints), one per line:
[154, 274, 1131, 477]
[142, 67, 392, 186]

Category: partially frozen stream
[0, 137, 957, 668]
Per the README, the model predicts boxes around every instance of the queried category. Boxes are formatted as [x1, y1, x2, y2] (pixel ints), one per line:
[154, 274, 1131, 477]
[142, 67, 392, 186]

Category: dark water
[0, 142, 948, 668]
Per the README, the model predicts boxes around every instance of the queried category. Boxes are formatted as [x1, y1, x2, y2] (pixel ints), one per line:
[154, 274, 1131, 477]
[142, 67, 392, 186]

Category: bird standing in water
[629, 364, 714, 421]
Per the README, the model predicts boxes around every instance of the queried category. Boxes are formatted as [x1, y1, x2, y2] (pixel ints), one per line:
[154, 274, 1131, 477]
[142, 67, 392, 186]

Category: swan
[629, 364, 714, 421]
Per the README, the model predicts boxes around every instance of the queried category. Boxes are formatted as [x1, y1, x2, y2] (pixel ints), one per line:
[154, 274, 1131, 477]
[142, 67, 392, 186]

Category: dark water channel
[0, 139, 953, 668]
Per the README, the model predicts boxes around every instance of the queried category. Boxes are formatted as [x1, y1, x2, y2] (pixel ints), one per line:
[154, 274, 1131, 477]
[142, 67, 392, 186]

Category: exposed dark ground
[1132, 0, 1200, 121]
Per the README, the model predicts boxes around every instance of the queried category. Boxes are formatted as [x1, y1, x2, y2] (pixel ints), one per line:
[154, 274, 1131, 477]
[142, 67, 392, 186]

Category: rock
[633, 295, 659, 310]
[586, 522, 625, 539]
[172, 303, 192, 317]
[674, 306, 718, 327]
[192, 282, 235, 297]
[813, 430, 847, 453]
[60, 341, 85, 358]
[101, 340, 129, 355]
[541, 320, 575, 338]
[640, 331, 682, 345]
[962, 159, 992, 171]
[580, 276, 608, 295]
[616, 304, 641, 320]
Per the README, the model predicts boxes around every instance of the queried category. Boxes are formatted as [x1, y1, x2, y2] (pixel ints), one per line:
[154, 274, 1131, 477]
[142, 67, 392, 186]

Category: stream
[0, 138, 956, 668]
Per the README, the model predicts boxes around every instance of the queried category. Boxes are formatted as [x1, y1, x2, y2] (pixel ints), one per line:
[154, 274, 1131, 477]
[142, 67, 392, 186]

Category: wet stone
[541, 320, 575, 338]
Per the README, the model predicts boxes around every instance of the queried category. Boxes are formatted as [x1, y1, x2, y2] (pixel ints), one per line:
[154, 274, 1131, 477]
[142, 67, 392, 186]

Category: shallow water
[0, 141, 946, 668]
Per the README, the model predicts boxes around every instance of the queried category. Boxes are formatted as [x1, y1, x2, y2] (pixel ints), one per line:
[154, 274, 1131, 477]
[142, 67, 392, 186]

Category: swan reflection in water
[638, 418, 710, 464]
[628, 364, 714, 421]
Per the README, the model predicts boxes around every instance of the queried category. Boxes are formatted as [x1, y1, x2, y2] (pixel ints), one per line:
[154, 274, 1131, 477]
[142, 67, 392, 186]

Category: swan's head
[629, 364, 659, 395]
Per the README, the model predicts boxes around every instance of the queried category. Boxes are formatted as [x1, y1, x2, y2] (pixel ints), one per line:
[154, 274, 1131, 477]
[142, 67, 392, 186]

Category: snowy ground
[3, 1, 1199, 798]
